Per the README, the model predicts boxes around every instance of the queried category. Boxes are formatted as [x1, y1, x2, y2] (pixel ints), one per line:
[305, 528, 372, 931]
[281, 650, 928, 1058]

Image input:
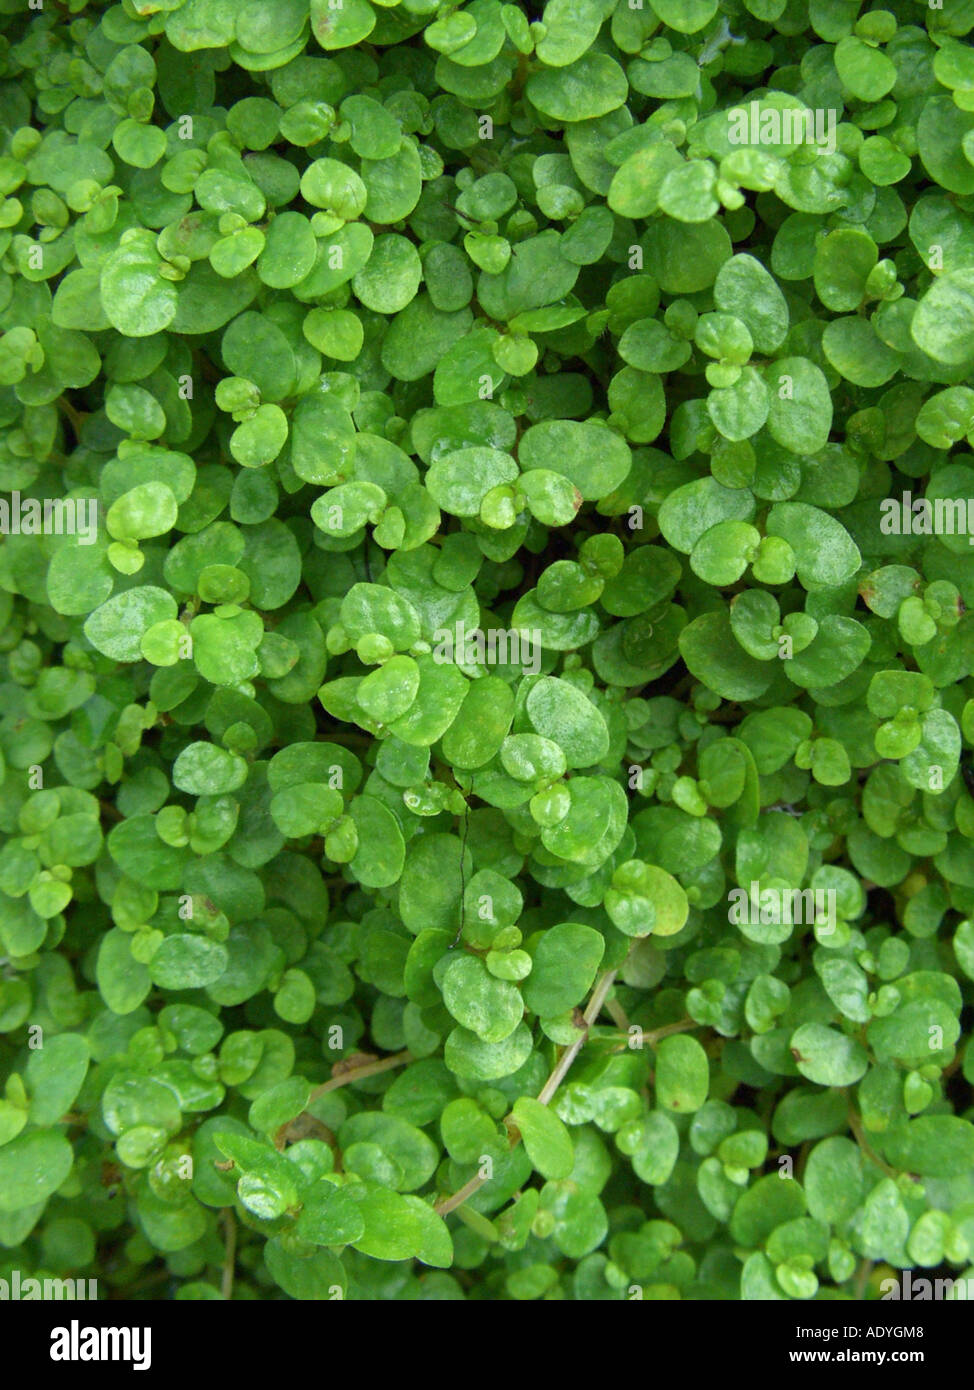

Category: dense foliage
[3, 0, 974, 1303]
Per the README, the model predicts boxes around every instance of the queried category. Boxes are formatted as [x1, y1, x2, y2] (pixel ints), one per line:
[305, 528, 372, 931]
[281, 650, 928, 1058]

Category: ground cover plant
[2, 0, 974, 1304]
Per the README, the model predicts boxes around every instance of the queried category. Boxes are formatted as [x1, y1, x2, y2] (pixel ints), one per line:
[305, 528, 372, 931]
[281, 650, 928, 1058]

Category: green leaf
[714, 254, 789, 353]
[511, 1097, 574, 1179]
[0, 1131, 73, 1211]
[444, 1022, 534, 1081]
[813, 228, 877, 311]
[441, 676, 515, 770]
[353, 234, 422, 314]
[84, 586, 178, 662]
[651, 0, 717, 31]
[912, 269, 974, 366]
[881, 1117, 974, 1178]
[440, 955, 524, 1042]
[764, 358, 833, 455]
[534, 0, 604, 65]
[658, 477, 756, 555]
[173, 742, 248, 795]
[679, 611, 774, 701]
[426, 447, 519, 517]
[789, 1023, 869, 1087]
[311, 0, 376, 48]
[708, 368, 770, 442]
[525, 677, 609, 768]
[605, 860, 688, 937]
[96, 929, 153, 1015]
[765, 503, 861, 591]
[526, 54, 628, 122]
[539, 776, 628, 869]
[521, 924, 604, 1016]
[822, 316, 901, 387]
[918, 96, 974, 197]
[803, 1137, 864, 1224]
[519, 420, 631, 501]
[654, 1035, 710, 1113]
[834, 35, 895, 102]
[149, 935, 229, 990]
[101, 235, 178, 337]
[26, 1035, 90, 1126]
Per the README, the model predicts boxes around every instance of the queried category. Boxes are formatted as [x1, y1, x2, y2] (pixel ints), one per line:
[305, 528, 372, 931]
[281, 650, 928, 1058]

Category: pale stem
[435, 967, 619, 1217]
[221, 1209, 236, 1301]
[307, 1049, 412, 1103]
[537, 969, 618, 1106]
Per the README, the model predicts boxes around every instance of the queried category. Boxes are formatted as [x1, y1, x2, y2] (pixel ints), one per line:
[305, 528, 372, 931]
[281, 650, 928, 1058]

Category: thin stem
[221, 1209, 236, 1301]
[274, 1051, 413, 1151]
[845, 1097, 896, 1179]
[942, 1051, 964, 1079]
[853, 1257, 873, 1301]
[438, 1173, 490, 1219]
[434, 967, 619, 1217]
[511, 50, 531, 102]
[307, 1049, 412, 1103]
[644, 1017, 698, 1048]
[537, 969, 617, 1105]
[108, 1269, 169, 1298]
[450, 796, 471, 949]
[56, 395, 84, 433]
[604, 996, 630, 1031]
